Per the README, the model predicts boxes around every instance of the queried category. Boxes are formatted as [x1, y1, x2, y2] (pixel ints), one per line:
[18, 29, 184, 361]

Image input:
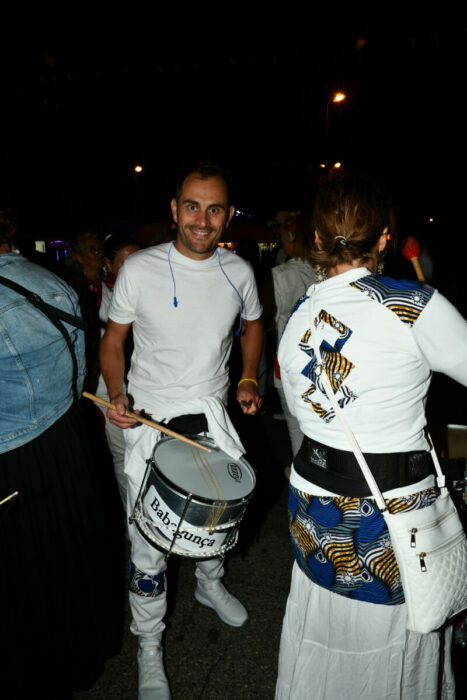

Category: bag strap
[0, 274, 86, 403]
[0, 275, 86, 329]
[308, 286, 445, 512]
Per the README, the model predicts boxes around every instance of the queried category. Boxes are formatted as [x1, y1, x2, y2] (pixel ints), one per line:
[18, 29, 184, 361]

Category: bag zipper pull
[410, 528, 417, 547]
[419, 552, 427, 572]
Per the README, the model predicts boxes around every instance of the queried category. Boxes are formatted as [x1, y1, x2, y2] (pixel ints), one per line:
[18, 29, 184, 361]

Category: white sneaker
[195, 580, 248, 627]
[137, 646, 171, 700]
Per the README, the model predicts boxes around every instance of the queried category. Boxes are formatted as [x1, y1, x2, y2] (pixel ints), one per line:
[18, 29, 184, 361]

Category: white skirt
[275, 563, 455, 700]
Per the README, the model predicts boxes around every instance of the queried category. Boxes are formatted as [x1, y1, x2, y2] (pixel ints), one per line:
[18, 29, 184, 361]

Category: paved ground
[76, 403, 467, 699]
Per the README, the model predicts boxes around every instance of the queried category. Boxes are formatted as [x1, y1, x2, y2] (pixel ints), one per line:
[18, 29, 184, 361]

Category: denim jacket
[0, 253, 85, 453]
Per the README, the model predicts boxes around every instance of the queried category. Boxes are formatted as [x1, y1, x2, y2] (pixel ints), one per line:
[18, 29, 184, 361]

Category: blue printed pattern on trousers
[288, 485, 439, 605]
[129, 560, 165, 598]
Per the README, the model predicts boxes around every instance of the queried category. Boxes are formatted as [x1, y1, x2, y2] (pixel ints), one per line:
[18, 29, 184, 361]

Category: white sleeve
[279, 364, 298, 416]
[107, 262, 137, 324]
[413, 290, 467, 386]
[240, 262, 262, 321]
[277, 323, 298, 417]
[99, 284, 112, 324]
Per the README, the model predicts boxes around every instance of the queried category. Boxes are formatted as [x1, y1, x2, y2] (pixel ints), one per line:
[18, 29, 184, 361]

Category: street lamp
[134, 164, 144, 187]
[333, 92, 346, 103]
[326, 92, 347, 138]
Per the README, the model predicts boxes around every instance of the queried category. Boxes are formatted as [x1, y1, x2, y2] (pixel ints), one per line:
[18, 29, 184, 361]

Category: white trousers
[125, 426, 225, 647]
[96, 389, 127, 510]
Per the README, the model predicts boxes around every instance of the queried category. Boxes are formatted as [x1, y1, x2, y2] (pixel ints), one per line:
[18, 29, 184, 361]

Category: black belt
[294, 436, 436, 497]
[159, 413, 208, 436]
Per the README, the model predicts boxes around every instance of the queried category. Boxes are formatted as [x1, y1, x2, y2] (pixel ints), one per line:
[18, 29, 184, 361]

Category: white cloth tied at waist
[124, 385, 245, 481]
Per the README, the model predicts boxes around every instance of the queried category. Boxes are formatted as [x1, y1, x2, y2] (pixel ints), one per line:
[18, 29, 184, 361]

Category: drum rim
[133, 509, 238, 560]
[149, 435, 255, 506]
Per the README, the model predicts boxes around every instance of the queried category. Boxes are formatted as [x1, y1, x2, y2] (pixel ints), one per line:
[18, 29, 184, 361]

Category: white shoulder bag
[308, 287, 467, 633]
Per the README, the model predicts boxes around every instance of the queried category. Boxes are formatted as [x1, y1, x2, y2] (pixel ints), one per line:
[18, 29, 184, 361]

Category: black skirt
[0, 404, 124, 699]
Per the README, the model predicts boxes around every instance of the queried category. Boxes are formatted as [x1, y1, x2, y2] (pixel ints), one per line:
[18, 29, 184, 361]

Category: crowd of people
[1, 165, 466, 699]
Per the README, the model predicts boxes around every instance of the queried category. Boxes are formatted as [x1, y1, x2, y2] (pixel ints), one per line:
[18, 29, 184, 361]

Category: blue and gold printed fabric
[129, 560, 165, 598]
[289, 485, 439, 605]
[299, 310, 357, 423]
[350, 275, 434, 327]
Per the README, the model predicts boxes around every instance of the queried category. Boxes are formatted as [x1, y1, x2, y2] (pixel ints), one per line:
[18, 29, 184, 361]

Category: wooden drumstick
[82, 392, 211, 452]
[0, 491, 18, 507]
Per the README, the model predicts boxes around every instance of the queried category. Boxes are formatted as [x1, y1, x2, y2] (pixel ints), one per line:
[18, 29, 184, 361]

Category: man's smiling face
[171, 174, 235, 260]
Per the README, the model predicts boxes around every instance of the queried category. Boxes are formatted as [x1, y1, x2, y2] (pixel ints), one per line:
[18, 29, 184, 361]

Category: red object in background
[402, 236, 421, 261]
[90, 281, 103, 310]
[401, 236, 425, 282]
[274, 355, 281, 379]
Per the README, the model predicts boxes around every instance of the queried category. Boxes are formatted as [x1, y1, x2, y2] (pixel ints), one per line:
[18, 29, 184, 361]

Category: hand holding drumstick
[82, 392, 211, 452]
[105, 391, 140, 430]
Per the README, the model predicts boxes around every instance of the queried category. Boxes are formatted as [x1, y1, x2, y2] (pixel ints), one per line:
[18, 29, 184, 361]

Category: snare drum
[131, 435, 255, 559]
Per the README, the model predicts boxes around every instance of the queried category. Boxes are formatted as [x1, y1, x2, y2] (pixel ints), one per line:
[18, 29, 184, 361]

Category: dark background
[2, 27, 466, 242]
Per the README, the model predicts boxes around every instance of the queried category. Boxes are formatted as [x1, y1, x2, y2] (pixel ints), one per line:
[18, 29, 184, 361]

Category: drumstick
[0, 491, 18, 507]
[82, 392, 211, 452]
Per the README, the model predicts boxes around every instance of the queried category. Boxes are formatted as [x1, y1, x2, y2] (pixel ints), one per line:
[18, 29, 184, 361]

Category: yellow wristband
[238, 378, 258, 388]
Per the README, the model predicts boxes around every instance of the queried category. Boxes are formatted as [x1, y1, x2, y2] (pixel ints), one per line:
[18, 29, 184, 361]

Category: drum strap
[161, 413, 208, 435]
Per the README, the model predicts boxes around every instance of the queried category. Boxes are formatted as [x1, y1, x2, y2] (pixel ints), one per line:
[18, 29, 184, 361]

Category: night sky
[1, 28, 466, 240]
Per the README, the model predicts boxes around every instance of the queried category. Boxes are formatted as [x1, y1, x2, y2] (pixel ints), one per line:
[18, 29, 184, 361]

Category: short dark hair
[103, 233, 139, 263]
[310, 171, 396, 270]
[174, 162, 233, 206]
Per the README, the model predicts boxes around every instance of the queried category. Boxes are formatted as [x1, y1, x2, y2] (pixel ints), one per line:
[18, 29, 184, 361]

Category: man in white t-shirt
[100, 163, 263, 700]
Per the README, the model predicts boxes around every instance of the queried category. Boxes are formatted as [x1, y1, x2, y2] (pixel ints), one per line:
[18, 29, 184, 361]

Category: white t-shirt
[109, 243, 262, 402]
[278, 267, 467, 453]
[99, 282, 112, 328]
[96, 283, 113, 397]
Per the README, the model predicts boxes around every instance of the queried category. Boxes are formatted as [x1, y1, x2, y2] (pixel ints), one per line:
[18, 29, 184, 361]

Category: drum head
[152, 436, 255, 503]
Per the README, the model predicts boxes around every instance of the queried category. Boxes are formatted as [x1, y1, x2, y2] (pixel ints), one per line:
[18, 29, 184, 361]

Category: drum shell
[147, 462, 249, 529]
[135, 515, 238, 560]
[132, 435, 255, 559]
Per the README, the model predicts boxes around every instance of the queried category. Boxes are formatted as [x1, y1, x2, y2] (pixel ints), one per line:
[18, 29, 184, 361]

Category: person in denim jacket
[0, 215, 122, 699]
[0, 252, 86, 451]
